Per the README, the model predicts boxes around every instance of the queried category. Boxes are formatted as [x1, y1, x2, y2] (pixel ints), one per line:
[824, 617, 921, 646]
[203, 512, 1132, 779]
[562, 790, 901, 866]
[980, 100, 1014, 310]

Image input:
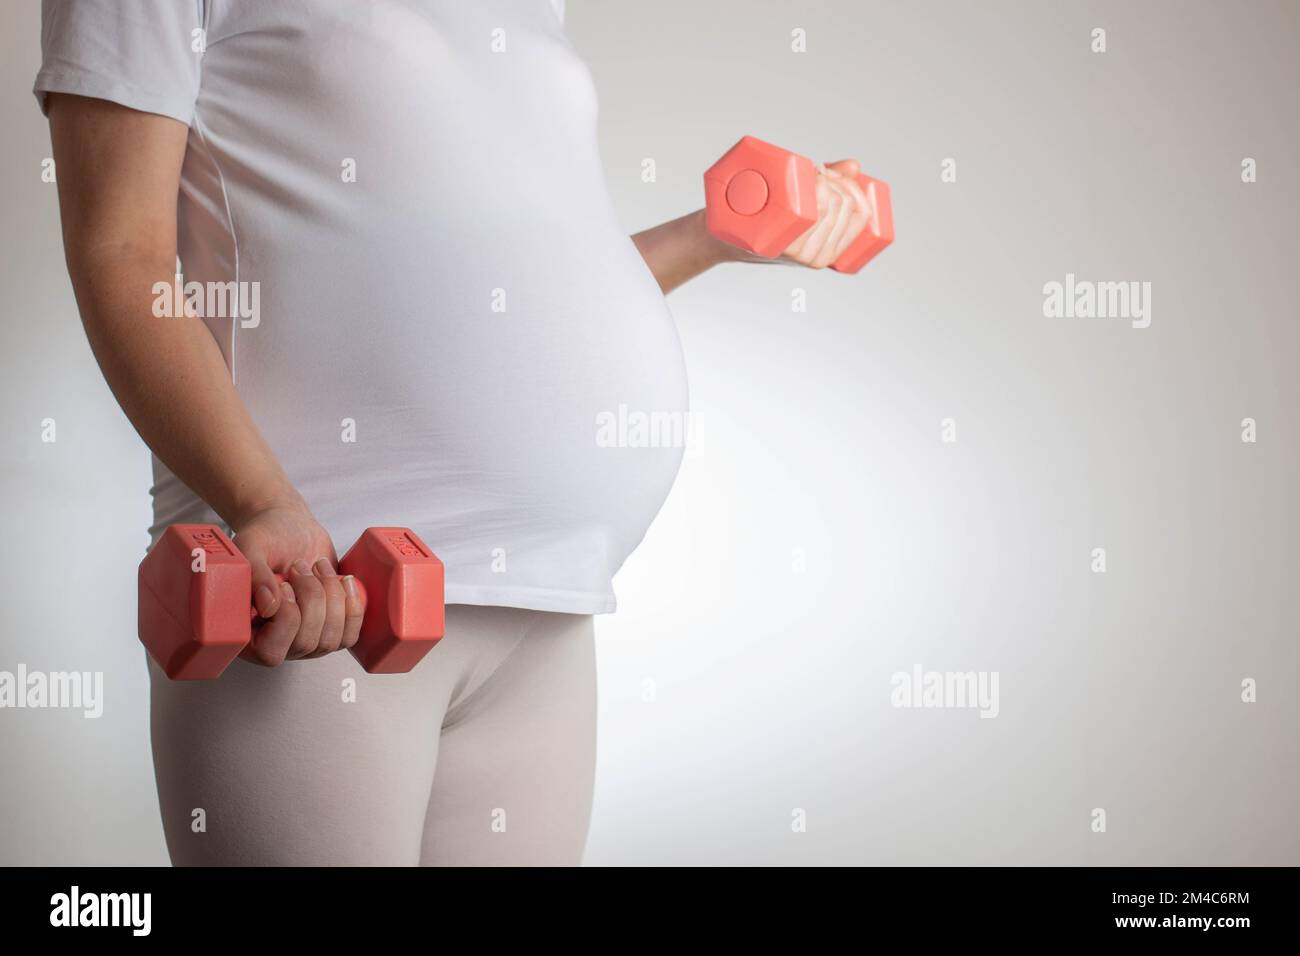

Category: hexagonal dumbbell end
[704, 135, 818, 258]
[138, 524, 252, 681]
[339, 528, 444, 674]
[830, 173, 894, 273]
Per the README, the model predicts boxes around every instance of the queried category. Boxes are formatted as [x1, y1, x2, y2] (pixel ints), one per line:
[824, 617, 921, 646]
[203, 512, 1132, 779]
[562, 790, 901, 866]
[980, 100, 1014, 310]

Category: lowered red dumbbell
[138, 524, 444, 680]
[703, 134, 894, 272]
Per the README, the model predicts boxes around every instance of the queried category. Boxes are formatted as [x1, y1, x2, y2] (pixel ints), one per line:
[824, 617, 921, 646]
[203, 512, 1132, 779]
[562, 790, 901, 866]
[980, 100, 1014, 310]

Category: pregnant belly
[230, 216, 689, 578]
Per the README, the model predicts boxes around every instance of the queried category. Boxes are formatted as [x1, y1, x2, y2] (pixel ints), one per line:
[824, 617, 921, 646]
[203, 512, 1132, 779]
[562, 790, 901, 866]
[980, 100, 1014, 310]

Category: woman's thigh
[420, 609, 597, 866]
[149, 604, 596, 865]
[149, 643, 452, 865]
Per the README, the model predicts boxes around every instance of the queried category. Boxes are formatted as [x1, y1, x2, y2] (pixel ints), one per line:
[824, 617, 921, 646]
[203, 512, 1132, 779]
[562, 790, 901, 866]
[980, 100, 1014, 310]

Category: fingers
[829, 168, 872, 261]
[826, 158, 860, 178]
[814, 172, 856, 268]
[757, 154, 873, 270]
[782, 175, 838, 267]
[804, 165, 872, 268]
[284, 559, 326, 660]
[229, 511, 353, 669]
[832, 165, 869, 210]
[248, 558, 351, 665]
[238, 540, 355, 668]
[802, 169, 853, 269]
[339, 576, 364, 651]
[780, 165, 866, 268]
[301, 558, 347, 659]
[249, 559, 281, 620]
[242, 581, 300, 667]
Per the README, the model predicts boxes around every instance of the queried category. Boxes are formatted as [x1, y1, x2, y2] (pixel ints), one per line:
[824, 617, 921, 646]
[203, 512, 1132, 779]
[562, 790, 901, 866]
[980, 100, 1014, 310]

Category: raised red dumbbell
[703, 134, 894, 272]
[138, 524, 444, 680]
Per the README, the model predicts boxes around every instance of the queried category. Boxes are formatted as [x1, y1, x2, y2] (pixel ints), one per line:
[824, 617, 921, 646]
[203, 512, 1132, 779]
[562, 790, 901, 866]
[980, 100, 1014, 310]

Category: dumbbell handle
[251, 572, 369, 620]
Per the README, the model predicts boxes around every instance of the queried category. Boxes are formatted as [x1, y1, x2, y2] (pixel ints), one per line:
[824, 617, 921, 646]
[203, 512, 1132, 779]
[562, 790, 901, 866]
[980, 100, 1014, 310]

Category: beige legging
[148, 604, 597, 866]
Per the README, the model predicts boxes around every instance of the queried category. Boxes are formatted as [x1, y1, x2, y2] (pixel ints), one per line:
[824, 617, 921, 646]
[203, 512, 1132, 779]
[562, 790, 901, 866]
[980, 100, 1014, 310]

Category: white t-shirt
[36, 0, 688, 614]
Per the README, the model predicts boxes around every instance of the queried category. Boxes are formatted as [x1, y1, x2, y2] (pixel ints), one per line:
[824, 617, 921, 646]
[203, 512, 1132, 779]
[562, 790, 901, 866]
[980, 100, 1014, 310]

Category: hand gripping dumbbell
[704, 135, 894, 272]
[139, 524, 445, 680]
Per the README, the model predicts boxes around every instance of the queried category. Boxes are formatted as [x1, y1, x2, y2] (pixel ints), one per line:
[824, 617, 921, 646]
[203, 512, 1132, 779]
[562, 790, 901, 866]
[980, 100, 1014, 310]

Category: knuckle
[300, 607, 325, 635]
[297, 575, 325, 598]
[253, 644, 286, 667]
[320, 619, 344, 649]
[255, 624, 291, 660]
[290, 635, 318, 657]
[270, 608, 300, 636]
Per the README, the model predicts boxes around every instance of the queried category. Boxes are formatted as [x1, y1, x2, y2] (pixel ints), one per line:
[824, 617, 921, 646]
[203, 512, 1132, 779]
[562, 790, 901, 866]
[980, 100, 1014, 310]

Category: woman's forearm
[50, 94, 303, 531]
[67, 250, 303, 529]
[631, 209, 753, 294]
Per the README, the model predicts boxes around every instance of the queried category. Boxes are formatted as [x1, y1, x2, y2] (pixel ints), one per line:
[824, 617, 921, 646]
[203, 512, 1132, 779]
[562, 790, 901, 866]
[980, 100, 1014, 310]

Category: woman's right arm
[47, 93, 358, 667]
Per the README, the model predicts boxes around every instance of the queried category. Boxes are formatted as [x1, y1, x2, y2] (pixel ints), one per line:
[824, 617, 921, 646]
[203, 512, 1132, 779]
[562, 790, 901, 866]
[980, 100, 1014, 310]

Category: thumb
[826, 158, 861, 178]
[249, 558, 281, 618]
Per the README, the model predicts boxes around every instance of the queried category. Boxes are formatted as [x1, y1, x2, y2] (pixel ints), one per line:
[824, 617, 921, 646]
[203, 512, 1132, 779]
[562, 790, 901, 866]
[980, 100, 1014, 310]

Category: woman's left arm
[632, 160, 870, 294]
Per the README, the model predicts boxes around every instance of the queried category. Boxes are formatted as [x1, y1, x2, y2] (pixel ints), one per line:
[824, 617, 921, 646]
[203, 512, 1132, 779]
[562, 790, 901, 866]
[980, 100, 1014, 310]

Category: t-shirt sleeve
[33, 0, 204, 125]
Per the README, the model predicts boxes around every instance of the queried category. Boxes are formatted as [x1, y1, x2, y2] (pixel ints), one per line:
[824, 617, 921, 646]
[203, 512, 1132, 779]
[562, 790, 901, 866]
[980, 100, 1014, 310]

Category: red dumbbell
[138, 524, 444, 680]
[703, 134, 894, 272]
